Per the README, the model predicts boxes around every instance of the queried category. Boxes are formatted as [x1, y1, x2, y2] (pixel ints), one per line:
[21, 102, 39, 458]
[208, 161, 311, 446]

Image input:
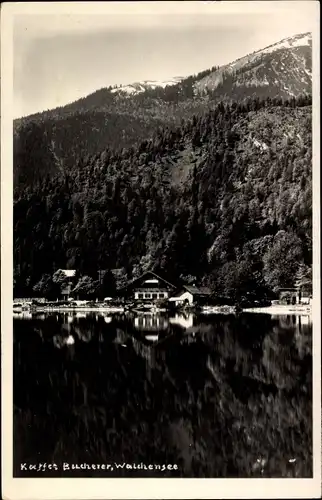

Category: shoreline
[242, 305, 312, 315]
[13, 304, 312, 316]
[13, 306, 125, 314]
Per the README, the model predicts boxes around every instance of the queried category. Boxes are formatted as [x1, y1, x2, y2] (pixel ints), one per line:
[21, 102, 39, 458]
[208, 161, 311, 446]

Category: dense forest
[13, 94, 312, 303]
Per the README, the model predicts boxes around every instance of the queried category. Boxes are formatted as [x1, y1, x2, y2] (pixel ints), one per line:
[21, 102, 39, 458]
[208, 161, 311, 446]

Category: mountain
[109, 77, 183, 96]
[14, 95, 312, 302]
[194, 32, 312, 99]
[13, 32, 312, 188]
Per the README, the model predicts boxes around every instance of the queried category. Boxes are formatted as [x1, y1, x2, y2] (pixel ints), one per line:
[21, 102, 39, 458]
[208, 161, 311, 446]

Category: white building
[121, 271, 176, 301]
[168, 285, 212, 307]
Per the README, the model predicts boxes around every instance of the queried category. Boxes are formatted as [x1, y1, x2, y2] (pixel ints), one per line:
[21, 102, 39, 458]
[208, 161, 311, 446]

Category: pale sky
[13, 1, 318, 118]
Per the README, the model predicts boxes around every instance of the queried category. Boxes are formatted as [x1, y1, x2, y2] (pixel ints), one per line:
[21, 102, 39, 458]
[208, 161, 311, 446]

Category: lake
[13, 311, 312, 477]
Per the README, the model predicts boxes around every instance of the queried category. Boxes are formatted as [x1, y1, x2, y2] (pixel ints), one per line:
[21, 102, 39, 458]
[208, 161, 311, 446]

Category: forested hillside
[13, 109, 170, 186]
[13, 69, 221, 187]
[14, 95, 312, 302]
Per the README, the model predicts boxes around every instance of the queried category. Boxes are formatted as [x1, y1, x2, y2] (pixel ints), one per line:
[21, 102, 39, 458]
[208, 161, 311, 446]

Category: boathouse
[278, 285, 312, 305]
[120, 270, 176, 301]
[168, 285, 212, 307]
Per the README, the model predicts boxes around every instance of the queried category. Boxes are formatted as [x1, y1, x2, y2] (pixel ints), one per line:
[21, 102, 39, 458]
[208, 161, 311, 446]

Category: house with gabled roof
[119, 270, 176, 301]
[168, 285, 212, 307]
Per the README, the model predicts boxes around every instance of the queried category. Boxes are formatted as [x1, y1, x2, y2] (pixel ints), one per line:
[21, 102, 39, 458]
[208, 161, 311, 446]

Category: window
[138, 293, 143, 299]
[159, 293, 164, 299]
[145, 293, 151, 299]
[152, 293, 158, 299]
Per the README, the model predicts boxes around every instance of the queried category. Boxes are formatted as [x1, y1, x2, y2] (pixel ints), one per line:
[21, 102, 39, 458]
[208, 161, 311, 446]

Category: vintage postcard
[1, 1, 321, 498]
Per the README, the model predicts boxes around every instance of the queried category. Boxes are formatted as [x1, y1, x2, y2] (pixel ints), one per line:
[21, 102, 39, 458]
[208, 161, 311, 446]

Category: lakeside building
[168, 285, 212, 307]
[278, 284, 312, 305]
[119, 270, 176, 301]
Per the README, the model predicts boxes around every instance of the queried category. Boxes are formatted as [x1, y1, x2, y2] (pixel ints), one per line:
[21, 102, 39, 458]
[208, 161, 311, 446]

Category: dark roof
[120, 270, 176, 291]
[169, 291, 185, 299]
[183, 285, 212, 295]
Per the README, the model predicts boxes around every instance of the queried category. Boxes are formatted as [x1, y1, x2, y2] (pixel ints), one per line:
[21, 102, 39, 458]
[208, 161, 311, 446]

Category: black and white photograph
[1, 1, 321, 498]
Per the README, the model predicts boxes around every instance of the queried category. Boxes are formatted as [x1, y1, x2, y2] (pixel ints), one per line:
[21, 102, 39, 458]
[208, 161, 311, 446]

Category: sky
[12, 1, 318, 118]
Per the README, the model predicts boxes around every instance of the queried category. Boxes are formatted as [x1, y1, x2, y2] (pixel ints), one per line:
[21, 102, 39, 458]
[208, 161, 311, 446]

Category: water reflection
[13, 311, 312, 478]
[75, 312, 87, 319]
[134, 314, 169, 331]
[169, 313, 194, 329]
[13, 311, 33, 320]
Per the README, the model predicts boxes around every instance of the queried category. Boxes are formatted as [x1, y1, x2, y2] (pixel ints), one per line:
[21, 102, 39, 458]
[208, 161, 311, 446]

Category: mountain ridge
[14, 31, 311, 122]
[109, 77, 184, 96]
[13, 32, 312, 188]
[194, 32, 312, 96]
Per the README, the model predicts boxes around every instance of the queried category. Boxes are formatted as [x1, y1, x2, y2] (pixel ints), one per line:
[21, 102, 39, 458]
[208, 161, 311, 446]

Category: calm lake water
[13, 311, 312, 478]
